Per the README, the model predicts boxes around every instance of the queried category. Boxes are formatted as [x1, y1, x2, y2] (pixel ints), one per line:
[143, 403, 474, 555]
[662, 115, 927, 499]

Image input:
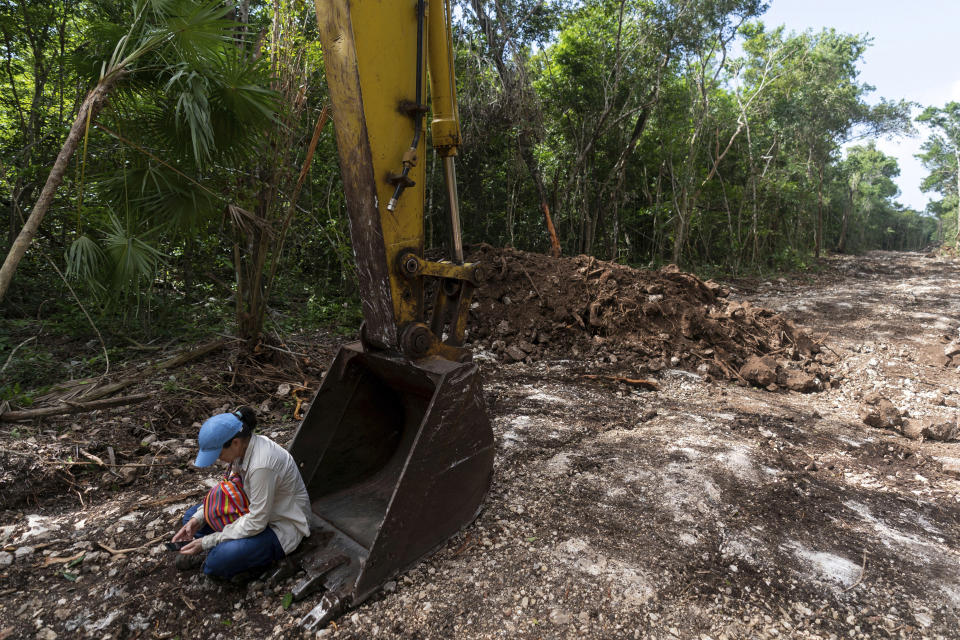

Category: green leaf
[281, 592, 293, 610]
[66, 554, 86, 569]
[62, 571, 78, 582]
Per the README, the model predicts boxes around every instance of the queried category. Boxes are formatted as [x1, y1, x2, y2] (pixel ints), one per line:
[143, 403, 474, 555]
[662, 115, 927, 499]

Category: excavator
[283, 0, 494, 629]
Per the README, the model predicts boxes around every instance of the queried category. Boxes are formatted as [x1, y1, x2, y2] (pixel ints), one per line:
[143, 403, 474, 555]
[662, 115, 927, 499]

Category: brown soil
[2, 249, 959, 640]
[465, 245, 830, 391]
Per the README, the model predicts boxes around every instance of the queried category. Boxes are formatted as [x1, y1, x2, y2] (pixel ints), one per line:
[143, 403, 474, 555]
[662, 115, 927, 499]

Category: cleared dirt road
[2, 251, 959, 640]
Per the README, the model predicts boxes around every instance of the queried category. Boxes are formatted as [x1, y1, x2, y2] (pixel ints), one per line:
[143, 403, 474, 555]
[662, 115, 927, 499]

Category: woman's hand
[172, 518, 202, 543]
[179, 538, 203, 555]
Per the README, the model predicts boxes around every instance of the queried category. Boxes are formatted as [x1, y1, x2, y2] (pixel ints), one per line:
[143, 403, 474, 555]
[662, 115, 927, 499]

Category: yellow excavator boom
[284, 0, 494, 628]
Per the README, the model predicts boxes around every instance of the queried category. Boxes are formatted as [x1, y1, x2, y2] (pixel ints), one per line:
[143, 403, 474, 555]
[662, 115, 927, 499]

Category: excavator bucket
[286, 342, 494, 628]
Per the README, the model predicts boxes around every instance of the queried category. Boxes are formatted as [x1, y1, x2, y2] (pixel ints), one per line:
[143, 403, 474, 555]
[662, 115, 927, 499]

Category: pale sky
[759, 0, 960, 212]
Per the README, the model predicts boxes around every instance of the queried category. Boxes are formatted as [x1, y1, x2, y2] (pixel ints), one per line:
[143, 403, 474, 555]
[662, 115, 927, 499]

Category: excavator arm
[317, 0, 478, 359]
[285, 0, 494, 628]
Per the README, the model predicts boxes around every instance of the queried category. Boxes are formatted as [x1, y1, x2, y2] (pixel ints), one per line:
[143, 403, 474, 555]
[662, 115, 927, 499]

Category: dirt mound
[465, 245, 834, 391]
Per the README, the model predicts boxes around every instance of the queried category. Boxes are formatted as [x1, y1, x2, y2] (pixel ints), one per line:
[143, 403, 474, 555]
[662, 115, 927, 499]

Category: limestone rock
[781, 369, 818, 393]
[860, 397, 902, 430]
[741, 355, 778, 387]
[549, 609, 573, 624]
[941, 460, 960, 478]
[14, 546, 34, 559]
[505, 346, 527, 362]
[922, 419, 958, 442]
[902, 420, 924, 440]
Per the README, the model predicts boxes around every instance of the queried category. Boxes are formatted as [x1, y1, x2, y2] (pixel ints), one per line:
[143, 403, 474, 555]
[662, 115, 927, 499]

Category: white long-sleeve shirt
[193, 434, 311, 554]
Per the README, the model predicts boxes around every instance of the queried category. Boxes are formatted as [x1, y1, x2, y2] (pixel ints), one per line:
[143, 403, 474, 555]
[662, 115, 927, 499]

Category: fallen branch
[50, 460, 174, 469]
[128, 488, 205, 512]
[77, 339, 228, 402]
[583, 375, 659, 391]
[79, 449, 106, 467]
[97, 534, 167, 556]
[41, 552, 85, 567]
[0, 393, 150, 422]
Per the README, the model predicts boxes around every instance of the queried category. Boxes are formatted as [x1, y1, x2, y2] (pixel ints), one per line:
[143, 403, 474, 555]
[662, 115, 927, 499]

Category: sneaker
[175, 553, 205, 572]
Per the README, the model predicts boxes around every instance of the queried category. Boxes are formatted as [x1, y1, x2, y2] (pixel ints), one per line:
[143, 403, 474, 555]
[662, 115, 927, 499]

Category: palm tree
[0, 0, 273, 303]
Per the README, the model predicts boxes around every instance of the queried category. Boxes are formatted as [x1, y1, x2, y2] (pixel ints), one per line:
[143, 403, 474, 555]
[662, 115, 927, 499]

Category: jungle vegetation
[0, 0, 953, 395]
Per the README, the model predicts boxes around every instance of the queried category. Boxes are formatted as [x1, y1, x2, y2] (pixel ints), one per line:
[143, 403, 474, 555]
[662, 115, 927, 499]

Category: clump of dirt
[466, 245, 833, 391]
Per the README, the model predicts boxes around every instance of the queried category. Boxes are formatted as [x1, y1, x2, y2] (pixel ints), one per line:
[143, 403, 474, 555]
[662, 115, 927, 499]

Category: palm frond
[65, 235, 108, 297]
[102, 213, 165, 297]
[164, 67, 215, 164]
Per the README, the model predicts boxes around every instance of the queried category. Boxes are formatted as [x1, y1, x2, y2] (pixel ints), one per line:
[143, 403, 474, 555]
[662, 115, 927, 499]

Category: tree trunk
[672, 212, 686, 265]
[815, 162, 824, 259]
[517, 132, 559, 257]
[837, 184, 852, 254]
[0, 77, 115, 303]
[955, 150, 960, 249]
[541, 202, 561, 258]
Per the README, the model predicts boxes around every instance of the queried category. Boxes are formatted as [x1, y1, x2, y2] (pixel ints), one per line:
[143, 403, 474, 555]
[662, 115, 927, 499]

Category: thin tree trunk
[837, 175, 858, 254]
[0, 77, 115, 303]
[541, 202, 561, 258]
[815, 162, 824, 259]
[955, 150, 960, 248]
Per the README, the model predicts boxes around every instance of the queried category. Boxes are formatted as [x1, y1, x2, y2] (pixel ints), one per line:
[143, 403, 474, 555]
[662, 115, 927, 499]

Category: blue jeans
[182, 504, 285, 578]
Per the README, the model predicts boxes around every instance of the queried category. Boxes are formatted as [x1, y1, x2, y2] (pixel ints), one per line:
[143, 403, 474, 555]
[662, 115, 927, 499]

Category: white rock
[17, 514, 54, 543]
[549, 609, 572, 624]
[15, 546, 35, 559]
[0, 551, 13, 566]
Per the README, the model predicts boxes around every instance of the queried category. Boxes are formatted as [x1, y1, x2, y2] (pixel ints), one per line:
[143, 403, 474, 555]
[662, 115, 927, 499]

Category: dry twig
[97, 534, 167, 556]
[843, 550, 868, 592]
[0, 393, 150, 422]
[583, 374, 659, 391]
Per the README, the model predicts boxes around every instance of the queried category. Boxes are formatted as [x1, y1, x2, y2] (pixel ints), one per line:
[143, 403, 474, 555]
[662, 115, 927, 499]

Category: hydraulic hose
[387, 0, 426, 212]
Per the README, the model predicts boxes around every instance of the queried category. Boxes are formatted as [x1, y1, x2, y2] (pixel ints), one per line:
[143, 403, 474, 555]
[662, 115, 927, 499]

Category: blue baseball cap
[194, 412, 243, 467]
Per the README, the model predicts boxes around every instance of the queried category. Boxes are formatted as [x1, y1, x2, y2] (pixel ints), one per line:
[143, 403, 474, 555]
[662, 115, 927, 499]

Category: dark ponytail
[235, 406, 257, 437]
[224, 406, 256, 448]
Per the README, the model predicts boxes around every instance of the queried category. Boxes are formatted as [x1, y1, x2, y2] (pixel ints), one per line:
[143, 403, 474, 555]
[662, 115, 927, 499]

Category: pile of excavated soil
[464, 245, 834, 392]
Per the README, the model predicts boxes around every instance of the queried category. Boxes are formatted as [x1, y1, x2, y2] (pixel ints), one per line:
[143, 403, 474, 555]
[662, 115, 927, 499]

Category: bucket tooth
[264, 558, 299, 584]
[300, 591, 345, 631]
[292, 554, 349, 602]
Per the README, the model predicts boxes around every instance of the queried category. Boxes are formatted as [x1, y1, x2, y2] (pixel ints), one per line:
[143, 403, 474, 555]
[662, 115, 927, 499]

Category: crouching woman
[172, 407, 312, 579]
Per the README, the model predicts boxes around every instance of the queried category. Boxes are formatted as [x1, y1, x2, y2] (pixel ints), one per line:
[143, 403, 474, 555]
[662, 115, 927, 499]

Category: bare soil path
[2, 250, 959, 640]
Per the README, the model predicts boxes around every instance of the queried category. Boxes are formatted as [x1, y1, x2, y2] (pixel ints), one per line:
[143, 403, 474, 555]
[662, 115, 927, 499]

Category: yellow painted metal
[347, 0, 427, 329]
[427, 0, 461, 156]
[313, 0, 471, 353]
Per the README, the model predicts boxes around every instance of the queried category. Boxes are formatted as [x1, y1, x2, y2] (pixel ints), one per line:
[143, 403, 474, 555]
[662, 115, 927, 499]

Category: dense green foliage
[917, 102, 960, 245]
[0, 0, 944, 392]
